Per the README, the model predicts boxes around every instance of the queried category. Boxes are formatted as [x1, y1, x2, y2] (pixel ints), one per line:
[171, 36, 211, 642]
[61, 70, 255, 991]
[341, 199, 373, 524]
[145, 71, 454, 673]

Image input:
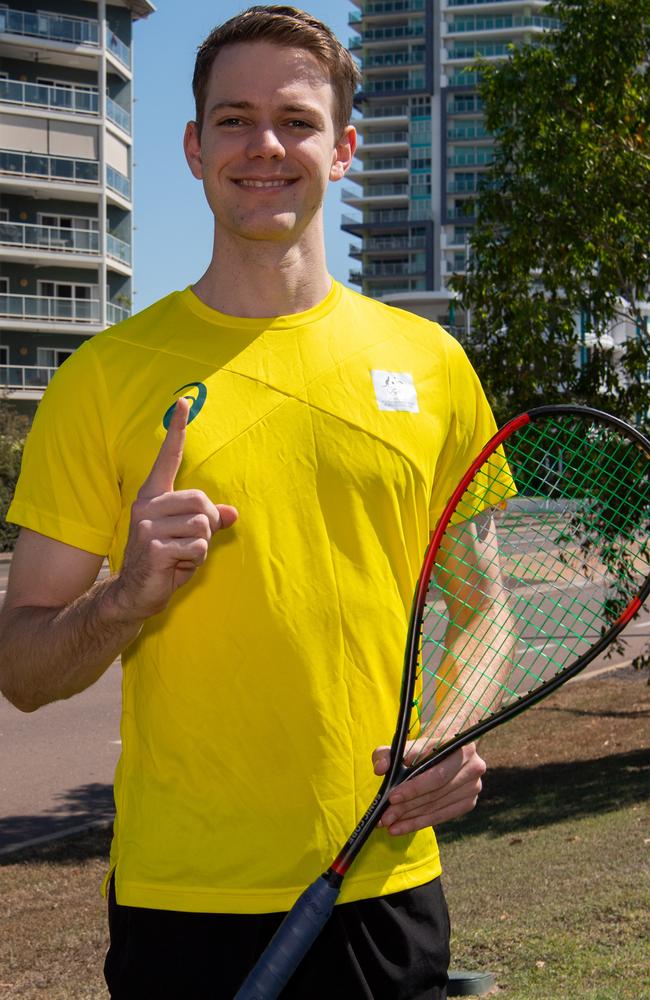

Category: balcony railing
[360, 130, 409, 145]
[349, 0, 424, 21]
[447, 96, 484, 114]
[447, 15, 562, 33]
[0, 293, 100, 322]
[0, 220, 131, 265]
[447, 122, 489, 140]
[0, 364, 57, 392]
[355, 24, 424, 43]
[0, 78, 97, 114]
[0, 79, 131, 133]
[363, 51, 425, 70]
[447, 41, 514, 59]
[353, 235, 427, 253]
[362, 76, 426, 95]
[355, 156, 409, 171]
[107, 301, 129, 324]
[107, 165, 131, 199]
[0, 8, 131, 70]
[107, 29, 131, 69]
[0, 220, 99, 254]
[448, 149, 493, 167]
[344, 183, 409, 200]
[0, 6, 99, 46]
[106, 95, 131, 132]
[107, 234, 132, 265]
[1, 149, 99, 185]
[361, 104, 409, 119]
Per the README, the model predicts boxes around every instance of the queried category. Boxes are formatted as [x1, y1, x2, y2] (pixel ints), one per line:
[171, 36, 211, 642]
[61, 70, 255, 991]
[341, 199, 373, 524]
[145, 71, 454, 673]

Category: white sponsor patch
[371, 370, 419, 413]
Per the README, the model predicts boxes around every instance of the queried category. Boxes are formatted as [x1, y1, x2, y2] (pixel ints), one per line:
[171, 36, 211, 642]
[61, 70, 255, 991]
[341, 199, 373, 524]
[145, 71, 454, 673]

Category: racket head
[403, 404, 650, 778]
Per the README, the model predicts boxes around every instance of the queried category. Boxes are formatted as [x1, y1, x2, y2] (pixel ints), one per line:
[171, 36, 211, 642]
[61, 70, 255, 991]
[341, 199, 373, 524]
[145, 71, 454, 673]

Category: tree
[451, 0, 650, 427]
[0, 397, 30, 551]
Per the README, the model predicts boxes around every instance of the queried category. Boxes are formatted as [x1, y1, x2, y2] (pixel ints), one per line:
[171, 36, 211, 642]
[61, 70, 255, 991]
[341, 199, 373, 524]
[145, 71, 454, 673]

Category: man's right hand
[111, 397, 238, 621]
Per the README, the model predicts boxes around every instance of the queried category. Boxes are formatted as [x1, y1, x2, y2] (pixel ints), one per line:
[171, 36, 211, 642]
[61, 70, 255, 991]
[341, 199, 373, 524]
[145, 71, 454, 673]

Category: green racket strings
[408, 414, 650, 763]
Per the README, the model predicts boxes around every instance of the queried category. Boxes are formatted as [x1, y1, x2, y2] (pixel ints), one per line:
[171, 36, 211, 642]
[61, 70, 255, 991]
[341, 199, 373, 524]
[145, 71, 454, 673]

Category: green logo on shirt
[162, 382, 207, 429]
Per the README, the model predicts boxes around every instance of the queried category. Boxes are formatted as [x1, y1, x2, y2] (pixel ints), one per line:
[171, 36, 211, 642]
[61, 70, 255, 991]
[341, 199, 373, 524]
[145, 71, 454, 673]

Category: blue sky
[131, 1, 354, 311]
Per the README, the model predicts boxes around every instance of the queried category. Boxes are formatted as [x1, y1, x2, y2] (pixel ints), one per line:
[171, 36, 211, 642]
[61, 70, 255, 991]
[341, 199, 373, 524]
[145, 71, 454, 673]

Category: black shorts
[104, 875, 450, 999]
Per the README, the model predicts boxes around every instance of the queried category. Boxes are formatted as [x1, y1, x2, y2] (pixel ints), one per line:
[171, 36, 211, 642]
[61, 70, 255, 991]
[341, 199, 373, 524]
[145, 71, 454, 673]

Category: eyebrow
[207, 100, 327, 127]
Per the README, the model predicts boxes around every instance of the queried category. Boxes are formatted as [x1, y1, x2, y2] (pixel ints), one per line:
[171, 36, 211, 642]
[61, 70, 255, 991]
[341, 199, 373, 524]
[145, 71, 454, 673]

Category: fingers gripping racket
[235, 404, 650, 999]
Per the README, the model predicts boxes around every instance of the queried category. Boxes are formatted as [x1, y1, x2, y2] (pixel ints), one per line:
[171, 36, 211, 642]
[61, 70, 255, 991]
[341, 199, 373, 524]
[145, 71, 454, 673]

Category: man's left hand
[371, 743, 486, 835]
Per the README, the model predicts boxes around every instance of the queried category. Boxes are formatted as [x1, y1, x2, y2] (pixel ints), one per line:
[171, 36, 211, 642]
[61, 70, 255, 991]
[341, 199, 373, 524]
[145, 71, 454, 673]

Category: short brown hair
[192, 5, 360, 138]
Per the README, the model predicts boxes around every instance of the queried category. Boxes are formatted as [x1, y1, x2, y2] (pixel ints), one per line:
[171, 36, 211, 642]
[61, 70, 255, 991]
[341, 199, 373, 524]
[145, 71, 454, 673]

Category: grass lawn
[0, 670, 648, 999]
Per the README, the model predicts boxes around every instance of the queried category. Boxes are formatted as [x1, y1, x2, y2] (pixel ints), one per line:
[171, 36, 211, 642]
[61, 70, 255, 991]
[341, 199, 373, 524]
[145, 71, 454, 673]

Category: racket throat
[328, 767, 408, 878]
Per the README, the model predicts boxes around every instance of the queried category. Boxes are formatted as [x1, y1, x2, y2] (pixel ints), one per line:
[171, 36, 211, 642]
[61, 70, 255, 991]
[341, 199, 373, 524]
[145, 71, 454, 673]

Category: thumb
[372, 745, 392, 777]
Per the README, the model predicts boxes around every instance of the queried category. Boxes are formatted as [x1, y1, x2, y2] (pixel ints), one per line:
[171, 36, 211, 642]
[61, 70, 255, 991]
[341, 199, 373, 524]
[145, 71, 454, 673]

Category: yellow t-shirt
[9, 281, 498, 913]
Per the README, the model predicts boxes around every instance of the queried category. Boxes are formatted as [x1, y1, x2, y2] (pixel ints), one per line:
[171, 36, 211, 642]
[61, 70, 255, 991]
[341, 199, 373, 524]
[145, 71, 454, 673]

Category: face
[184, 41, 356, 246]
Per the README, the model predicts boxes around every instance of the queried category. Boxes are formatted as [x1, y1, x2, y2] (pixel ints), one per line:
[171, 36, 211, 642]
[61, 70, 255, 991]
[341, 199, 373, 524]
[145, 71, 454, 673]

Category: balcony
[358, 129, 409, 146]
[0, 78, 97, 115]
[0, 79, 131, 134]
[447, 95, 484, 114]
[0, 294, 130, 326]
[0, 363, 57, 397]
[106, 96, 131, 133]
[354, 24, 425, 44]
[107, 234, 132, 265]
[107, 165, 131, 200]
[349, 0, 424, 22]
[447, 122, 489, 140]
[363, 50, 425, 70]
[350, 234, 427, 256]
[343, 183, 409, 207]
[448, 0, 550, 6]
[350, 261, 425, 282]
[0, 220, 131, 266]
[446, 41, 515, 60]
[1, 149, 99, 185]
[0, 7, 99, 47]
[448, 148, 493, 167]
[361, 75, 426, 95]
[1, 293, 100, 323]
[0, 220, 99, 254]
[0, 7, 131, 70]
[446, 14, 561, 34]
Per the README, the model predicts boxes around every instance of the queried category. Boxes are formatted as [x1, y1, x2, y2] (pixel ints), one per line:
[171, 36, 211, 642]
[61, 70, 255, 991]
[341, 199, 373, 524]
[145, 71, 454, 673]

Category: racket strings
[406, 414, 650, 765]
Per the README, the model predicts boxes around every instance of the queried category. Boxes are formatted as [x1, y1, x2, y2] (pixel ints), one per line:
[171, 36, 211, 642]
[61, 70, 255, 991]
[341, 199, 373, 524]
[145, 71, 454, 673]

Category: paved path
[0, 553, 648, 856]
[0, 555, 122, 855]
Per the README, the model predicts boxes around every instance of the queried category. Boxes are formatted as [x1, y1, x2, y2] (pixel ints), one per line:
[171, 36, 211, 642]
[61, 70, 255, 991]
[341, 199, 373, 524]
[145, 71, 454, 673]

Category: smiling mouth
[234, 178, 295, 188]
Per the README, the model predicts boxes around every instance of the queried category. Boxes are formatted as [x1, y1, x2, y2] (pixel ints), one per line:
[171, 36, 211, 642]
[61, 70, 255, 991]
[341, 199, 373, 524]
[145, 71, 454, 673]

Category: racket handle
[233, 874, 341, 1000]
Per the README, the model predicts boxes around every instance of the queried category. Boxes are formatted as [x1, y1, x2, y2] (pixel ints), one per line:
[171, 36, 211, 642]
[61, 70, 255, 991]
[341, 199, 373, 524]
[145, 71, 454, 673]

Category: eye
[217, 117, 244, 128]
[286, 119, 312, 130]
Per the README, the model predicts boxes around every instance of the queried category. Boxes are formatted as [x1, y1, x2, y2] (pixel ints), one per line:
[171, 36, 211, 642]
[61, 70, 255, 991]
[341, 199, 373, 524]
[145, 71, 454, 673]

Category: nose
[246, 124, 285, 160]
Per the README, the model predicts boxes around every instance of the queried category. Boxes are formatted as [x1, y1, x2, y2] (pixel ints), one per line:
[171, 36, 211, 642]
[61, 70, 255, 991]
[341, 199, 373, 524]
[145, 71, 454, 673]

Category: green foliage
[451, 0, 650, 428]
[0, 397, 30, 551]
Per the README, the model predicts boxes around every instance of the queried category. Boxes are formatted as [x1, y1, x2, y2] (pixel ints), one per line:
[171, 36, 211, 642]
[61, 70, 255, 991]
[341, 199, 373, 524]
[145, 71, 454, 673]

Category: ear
[184, 120, 203, 180]
[330, 125, 357, 182]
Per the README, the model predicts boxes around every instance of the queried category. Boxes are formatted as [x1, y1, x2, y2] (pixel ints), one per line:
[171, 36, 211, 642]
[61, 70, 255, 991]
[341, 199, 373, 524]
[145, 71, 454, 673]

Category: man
[0, 7, 493, 997]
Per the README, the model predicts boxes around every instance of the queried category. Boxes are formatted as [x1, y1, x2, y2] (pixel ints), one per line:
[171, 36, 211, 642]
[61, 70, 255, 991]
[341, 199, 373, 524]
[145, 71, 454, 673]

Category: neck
[191, 224, 332, 318]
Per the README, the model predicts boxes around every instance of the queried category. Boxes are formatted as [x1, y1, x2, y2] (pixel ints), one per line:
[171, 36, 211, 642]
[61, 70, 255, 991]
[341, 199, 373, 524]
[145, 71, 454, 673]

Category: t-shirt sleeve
[428, 334, 500, 531]
[7, 342, 121, 555]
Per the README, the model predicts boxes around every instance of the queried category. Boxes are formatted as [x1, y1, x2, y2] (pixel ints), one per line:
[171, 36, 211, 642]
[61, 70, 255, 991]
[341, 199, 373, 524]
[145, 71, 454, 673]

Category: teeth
[238, 179, 290, 188]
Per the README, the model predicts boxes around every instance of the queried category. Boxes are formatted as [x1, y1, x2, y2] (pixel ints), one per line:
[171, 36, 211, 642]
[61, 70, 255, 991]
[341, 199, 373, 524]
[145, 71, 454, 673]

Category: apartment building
[344, 0, 557, 329]
[0, 0, 154, 410]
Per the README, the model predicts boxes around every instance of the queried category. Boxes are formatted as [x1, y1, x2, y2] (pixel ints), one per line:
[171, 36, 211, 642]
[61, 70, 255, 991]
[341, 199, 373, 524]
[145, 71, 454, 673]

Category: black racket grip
[233, 874, 341, 999]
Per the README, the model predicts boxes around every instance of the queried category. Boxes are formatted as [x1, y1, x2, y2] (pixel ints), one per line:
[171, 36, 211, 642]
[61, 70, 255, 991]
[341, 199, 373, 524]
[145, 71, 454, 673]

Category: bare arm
[0, 399, 238, 713]
[373, 513, 513, 835]
[0, 530, 138, 711]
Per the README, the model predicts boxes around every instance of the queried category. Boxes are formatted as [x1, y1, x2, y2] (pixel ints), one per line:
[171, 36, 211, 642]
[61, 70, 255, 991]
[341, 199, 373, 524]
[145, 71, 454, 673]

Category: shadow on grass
[438, 747, 649, 844]
[0, 782, 114, 862]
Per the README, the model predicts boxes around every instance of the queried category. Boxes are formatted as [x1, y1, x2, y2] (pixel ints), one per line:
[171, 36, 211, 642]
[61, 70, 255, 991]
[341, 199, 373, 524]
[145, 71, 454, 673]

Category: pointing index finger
[139, 397, 190, 498]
